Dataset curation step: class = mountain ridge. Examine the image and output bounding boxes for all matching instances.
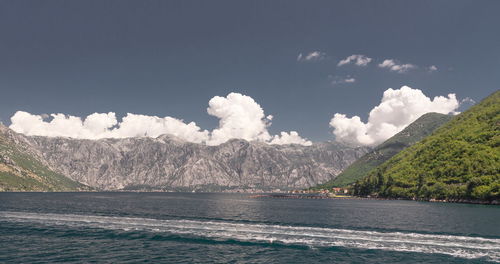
[314,112,453,189]
[1,126,369,191]
[353,90,499,201]
[0,124,90,191]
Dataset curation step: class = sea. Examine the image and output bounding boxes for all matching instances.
[0,192,498,263]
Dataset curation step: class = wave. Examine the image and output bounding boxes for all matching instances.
[0,211,498,262]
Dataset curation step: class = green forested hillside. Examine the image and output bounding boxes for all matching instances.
[353,91,500,201]
[314,113,452,189]
[0,125,89,191]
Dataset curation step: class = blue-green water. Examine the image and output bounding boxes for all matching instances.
[0,193,498,263]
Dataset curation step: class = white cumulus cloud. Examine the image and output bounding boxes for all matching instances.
[10,111,209,143]
[270,131,312,146]
[337,54,372,67]
[378,59,417,73]
[207,93,272,145]
[297,51,326,62]
[10,93,311,146]
[110,113,210,143]
[329,86,459,146]
[10,112,116,139]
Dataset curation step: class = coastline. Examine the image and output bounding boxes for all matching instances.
[251,193,499,205]
[1,190,497,205]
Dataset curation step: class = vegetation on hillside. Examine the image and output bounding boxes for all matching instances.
[314,112,452,189]
[0,126,89,191]
[353,91,500,201]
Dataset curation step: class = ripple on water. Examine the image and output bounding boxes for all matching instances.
[0,211,498,263]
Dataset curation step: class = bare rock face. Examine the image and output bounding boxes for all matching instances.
[23,134,370,191]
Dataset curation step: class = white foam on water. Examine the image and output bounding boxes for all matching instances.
[1,211,498,262]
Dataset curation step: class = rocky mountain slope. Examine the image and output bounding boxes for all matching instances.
[20,133,369,191]
[354,90,499,202]
[314,112,453,189]
[0,124,89,191]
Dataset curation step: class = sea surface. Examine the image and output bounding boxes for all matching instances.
[0,192,498,263]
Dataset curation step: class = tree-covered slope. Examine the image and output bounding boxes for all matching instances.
[353,90,500,201]
[0,124,89,191]
[314,112,452,189]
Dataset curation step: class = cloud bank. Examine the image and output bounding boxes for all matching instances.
[10,93,312,146]
[337,54,372,67]
[10,112,211,143]
[329,86,459,146]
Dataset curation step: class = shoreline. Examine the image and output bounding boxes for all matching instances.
[251,194,499,205]
[1,191,497,205]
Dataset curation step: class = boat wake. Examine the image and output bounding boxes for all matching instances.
[1,211,498,262]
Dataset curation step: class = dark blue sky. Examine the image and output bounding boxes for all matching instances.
[0,0,499,141]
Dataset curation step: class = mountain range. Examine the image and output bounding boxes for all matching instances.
[0,125,369,191]
[2,90,497,198]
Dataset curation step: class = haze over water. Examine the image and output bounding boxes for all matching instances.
[1,193,498,263]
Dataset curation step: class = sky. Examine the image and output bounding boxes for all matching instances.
[0,0,499,145]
